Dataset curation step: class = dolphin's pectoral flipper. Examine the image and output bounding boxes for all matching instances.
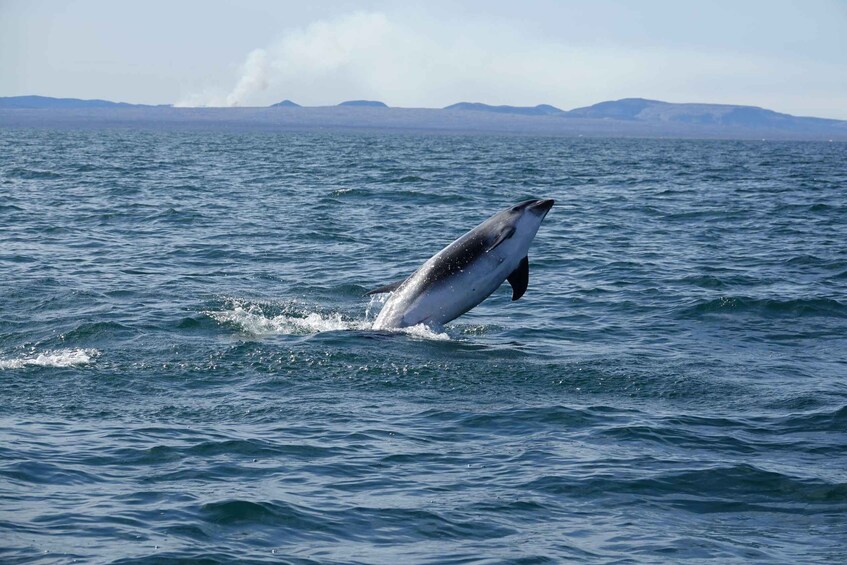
[486,227,516,253]
[365,279,407,296]
[507,256,529,301]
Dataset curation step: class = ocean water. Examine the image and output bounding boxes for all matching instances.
[1,128,846,564]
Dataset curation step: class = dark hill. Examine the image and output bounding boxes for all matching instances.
[445,102,565,116]
[567,98,843,130]
[567,98,660,120]
[271,99,301,108]
[338,100,388,108]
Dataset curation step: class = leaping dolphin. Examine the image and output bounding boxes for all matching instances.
[368,198,554,330]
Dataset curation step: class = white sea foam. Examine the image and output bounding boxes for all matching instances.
[206,300,370,336]
[206,298,452,340]
[0,348,100,369]
[399,323,451,341]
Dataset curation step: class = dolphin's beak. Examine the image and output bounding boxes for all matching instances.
[529,199,555,217]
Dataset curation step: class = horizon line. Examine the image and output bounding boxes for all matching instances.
[2,93,846,122]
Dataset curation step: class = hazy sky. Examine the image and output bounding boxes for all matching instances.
[2,0,845,118]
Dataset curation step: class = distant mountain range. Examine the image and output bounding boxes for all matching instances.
[444,102,565,116]
[444,98,845,130]
[0,95,168,109]
[565,98,844,130]
[2,95,845,140]
[271,99,389,108]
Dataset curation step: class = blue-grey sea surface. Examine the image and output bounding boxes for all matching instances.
[1,129,846,564]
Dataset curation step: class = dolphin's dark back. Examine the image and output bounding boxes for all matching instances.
[412,212,509,293]
[372,199,553,329]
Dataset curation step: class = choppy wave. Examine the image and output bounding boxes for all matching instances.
[684,296,847,318]
[0,348,99,369]
[3,131,847,563]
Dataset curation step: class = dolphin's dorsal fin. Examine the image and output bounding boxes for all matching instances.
[507,256,529,301]
[486,227,515,253]
[365,279,407,296]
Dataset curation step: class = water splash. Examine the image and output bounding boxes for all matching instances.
[0,348,100,369]
[364,293,388,321]
[399,323,451,341]
[205,299,368,335]
[205,297,451,340]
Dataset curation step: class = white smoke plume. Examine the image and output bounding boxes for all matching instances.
[176,12,394,107]
[225,48,269,107]
[174,10,809,111]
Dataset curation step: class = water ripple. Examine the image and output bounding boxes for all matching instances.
[1,130,845,563]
